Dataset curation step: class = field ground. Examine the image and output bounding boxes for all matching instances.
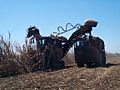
[0,55,120,90]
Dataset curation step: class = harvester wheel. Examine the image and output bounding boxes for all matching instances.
[86,61,96,68]
[60,61,65,68]
[76,61,84,67]
[101,51,106,66]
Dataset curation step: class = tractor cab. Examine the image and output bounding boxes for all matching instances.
[74,38,87,48]
[38,37,51,52]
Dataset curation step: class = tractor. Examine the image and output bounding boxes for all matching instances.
[67,20,106,67]
[74,35,106,68]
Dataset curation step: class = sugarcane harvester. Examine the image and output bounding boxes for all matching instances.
[26,26,67,70]
[26,20,106,71]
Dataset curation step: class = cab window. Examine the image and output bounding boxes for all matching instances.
[74,40,84,47]
[39,39,45,46]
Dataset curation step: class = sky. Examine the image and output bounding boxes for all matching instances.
[0,0,120,53]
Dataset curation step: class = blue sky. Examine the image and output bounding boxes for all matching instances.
[0,0,120,53]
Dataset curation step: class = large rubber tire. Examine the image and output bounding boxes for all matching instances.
[75,54,85,68]
[59,61,65,69]
[52,61,65,70]
[86,61,96,68]
[101,51,106,66]
[76,62,84,67]
[95,51,106,67]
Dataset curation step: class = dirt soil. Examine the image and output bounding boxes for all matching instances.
[0,56,120,90]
